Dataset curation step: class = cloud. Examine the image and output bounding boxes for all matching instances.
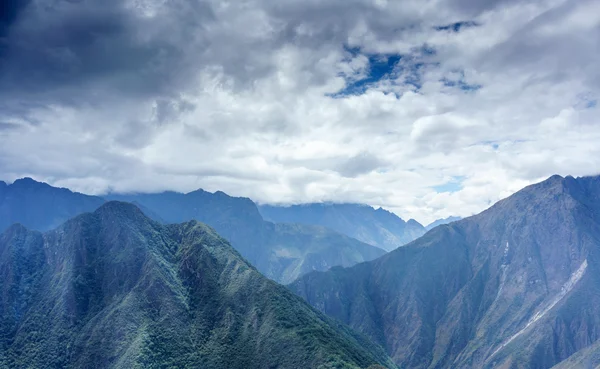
[0,0,599,224]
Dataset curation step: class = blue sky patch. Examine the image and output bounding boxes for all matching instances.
[433,176,465,193]
[573,92,598,110]
[333,48,402,96]
[331,45,438,97]
[482,140,500,150]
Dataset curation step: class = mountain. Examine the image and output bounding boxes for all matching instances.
[0,177,105,232]
[0,178,384,284]
[108,191,386,284]
[425,216,462,231]
[259,203,426,252]
[0,201,396,369]
[290,175,600,368]
[551,340,600,368]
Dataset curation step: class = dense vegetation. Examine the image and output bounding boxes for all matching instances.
[0,202,395,368]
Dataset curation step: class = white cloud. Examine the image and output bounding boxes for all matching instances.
[0,0,599,225]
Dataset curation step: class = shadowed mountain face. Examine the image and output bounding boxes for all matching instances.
[0,202,395,369]
[290,175,600,368]
[0,178,105,232]
[425,216,462,231]
[551,339,600,368]
[259,203,426,252]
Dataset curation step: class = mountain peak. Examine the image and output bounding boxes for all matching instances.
[188,188,208,195]
[406,219,422,227]
[548,173,565,181]
[0,178,105,233]
[291,174,600,368]
[425,216,462,231]
[0,202,395,368]
[542,173,583,192]
[374,206,396,216]
[1,222,29,235]
[93,201,147,222]
[12,177,49,188]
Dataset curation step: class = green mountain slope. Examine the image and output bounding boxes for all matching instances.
[259,203,425,252]
[0,202,395,369]
[108,191,386,284]
[290,175,600,368]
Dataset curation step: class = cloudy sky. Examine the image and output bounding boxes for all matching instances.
[1,0,599,224]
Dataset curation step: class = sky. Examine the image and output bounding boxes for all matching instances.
[0,0,599,224]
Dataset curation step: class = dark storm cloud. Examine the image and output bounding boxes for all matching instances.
[0,0,31,37]
[446,0,536,16]
[0,0,517,108]
[0,122,19,130]
[0,0,215,104]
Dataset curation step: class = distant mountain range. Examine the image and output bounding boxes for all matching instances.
[290,175,600,368]
[0,178,386,284]
[0,178,104,232]
[0,201,395,368]
[107,191,386,284]
[259,203,426,251]
[425,216,462,231]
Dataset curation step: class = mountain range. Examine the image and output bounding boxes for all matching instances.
[290,175,600,368]
[0,178,104,232]
[107,191,386,284]
[0,201,395,368]
[0,178,386,284]
[259,203,426,252]
[424,216,462,231]
[5,174,600,368]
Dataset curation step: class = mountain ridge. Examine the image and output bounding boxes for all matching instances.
[259,202,426,251]
[425,216,462,231]
[289,174,600,368]
[0,178,386,283]
[0,201,396,368]
[107,191,387,284]
[0,177,105,232]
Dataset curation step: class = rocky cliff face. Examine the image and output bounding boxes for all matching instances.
[290,175,600,368]
[0,202,395,369]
